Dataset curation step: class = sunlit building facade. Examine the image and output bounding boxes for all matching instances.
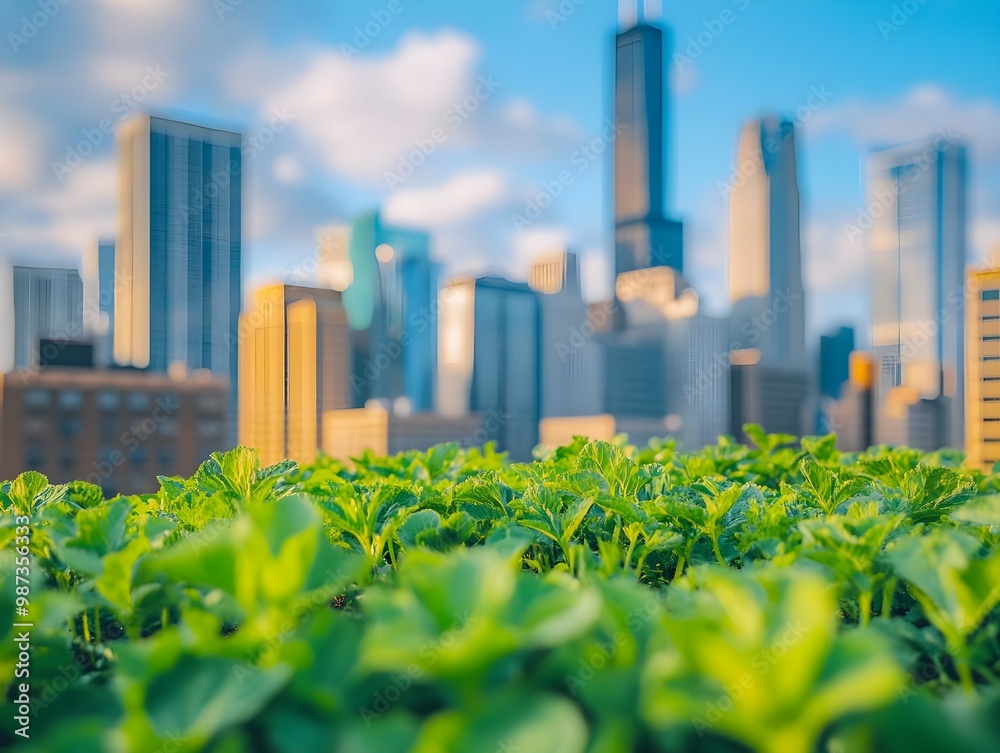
[238,284,352,467]
[965,268,1000,471]
[82,238,116,366]
[869,138,967,450]
[438,277,541,460]
[729,116,806,366]
[116,115,242,442]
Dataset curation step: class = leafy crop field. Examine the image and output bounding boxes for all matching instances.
[2,427,1000,752]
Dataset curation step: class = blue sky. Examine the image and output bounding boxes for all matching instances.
[1,0,998,349]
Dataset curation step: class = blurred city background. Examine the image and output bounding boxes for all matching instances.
[1,0,998,495]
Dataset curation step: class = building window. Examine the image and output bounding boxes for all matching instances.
[25,445,44,468]
[131,448,148,467]
[59,418,82,438]
[157,448,176,472]
[196,394,226,413]
[982,289,1000,301]
[983,335,1000,342]
[96,391,120,411]
[100,418,117,440]
[984,397,1000,403]
[58,390,84,411]
[983,315,1000,321]
[983,356,1000,362]
[59,446,75,471]
[127,392,152,413]
[23,389,51,411]
[196,418,223,438]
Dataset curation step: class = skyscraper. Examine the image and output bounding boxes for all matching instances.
[614,5,683,276]
[339,212,438,412]
[11,266,84,370]
[238,285,352,467]
[530,252,604,418]
[817,325,855,433]
[82,238,115,366]
[438,277,541,460]
[964,268,1000,471]
[729,116,806,366]
[116,115,243,442]
[869,138,967,450]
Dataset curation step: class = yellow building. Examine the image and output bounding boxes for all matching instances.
[239,285,352,466]
[966,268,1000,471]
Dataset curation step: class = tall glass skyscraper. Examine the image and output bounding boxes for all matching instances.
[11,266,83,370]
[869,138,967,450]
[340,212,438,412]
[729,116,806,366]
[116,115,243,442]
[82,238,115,366]
[614,12,683,276]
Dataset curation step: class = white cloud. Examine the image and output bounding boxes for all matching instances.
[383,169,511,227]
[248,30,482,185]
[512,225,571,271]
[272,155,304,185]
[0,110,48,191]
[806,84,1000,161]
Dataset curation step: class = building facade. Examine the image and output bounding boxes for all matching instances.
[868,138,967,450]
[82,238,116,366]
[0,366,227,496]
[728,116,806,366]
[238,285,352,467]
[116,115,243,443]
[965,268,1000,471]
[11,266,84,371]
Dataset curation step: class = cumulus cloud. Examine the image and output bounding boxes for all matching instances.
[383,169,511,227]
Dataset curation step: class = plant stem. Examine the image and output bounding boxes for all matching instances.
[673,553,686,581]
[956,652,976,696]
[879,577,897,617]
[82,610,91,642]
[711,534,726,566]
[95,607,101,642]
[859,591,872,627]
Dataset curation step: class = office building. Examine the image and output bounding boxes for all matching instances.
[833,351,874,452]
[0,365,227,496]
[614,8,683,276]
[339,212,438,411]
[238,285,352,467]
[730,348,810,441]
[116,115,243,443]
[438,277,541,461]
[729,116,806,366]
[11,266,84,371]
[965,268,1000,471]
[869,138,967,450]
[604,267,730,450]
[531,252,604,418]
[82,238,116,366]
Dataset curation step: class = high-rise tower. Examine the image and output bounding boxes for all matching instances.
[614,0,683,276]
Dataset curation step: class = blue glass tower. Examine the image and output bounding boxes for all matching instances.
[116,115,242,444]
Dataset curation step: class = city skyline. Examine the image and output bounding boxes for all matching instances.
[1,0,997,358]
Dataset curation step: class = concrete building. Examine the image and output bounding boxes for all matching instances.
[238,285,352,467]
[868,137,967,451]
[0,365,227,496]
[116,115,243,444]
[11,266,84,371]
[965,268,1000,471]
